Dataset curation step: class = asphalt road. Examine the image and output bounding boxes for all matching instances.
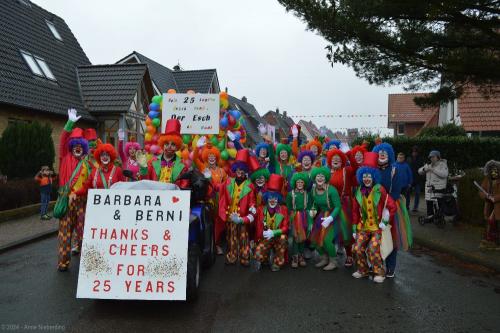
[0,236,499,333]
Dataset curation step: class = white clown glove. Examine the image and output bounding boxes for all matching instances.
[118,128,125,141]
[309,210,316,218]
[379,222,387,230]
[196,136,206,148]
[352,233,357,240]
[382,208,390,223]
[67,108,81,122]
[136,151,148,168]
[263,230,274,240]
[291,125,299,138]
[321,216,334,228]
[202,168,212,179]
[230,213,242,224]
[249,206,257,215]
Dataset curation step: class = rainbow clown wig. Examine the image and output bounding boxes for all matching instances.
[93,143,118,164]
[298,150,316,164]
[372,142,395,164]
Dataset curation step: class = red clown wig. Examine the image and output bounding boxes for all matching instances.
[93,143,117,164]
[326,148,347,167]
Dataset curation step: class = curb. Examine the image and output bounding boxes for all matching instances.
[0,201,56,223]
[0,228,58,254]
[413,235,500,273]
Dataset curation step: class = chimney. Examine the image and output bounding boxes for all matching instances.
[242,96,247,102]
[225,87,228,93]
[283,111,287,117]
[276,107,280,115]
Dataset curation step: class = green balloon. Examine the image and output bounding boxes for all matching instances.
[152,95,162,104]
[221,150,229,160]
[210,136,218,145]
[182,134,191,144]
[217,141,225,151]
[152,118,161,127]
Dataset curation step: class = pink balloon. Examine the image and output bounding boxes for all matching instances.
[227,141,235,149]
[150,144,160,154]
[152,134,159,142]
[189,151,194,160]
[144,144,151,152]
[184,159,192,168]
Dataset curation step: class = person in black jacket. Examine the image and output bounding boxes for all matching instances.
[409,146,425,212]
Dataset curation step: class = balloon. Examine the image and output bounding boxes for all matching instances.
[230,110,241,120]
[219,91,228,100]
[227,141,235,149]
[228,115,236,127]
[145,133,153,142]
[152,134,159,142]
[234,132,241,141]
[217,140,225,151]
[240,137,246,144]
[210,136,218,146]
[147,125,156,134]
[184,159,192,169]
[187,90,195,94]
[220,99,229,109]
[152,95,162,104]
[189,151,194,160]
[227,148,236,159]
[233,122,241,130]
[145,117,152,126]
[221,150,229,160]
[148,111,159,119]
[144,144,151,152]
[176,151,181,158]
[220,117,228,128]
[150,144,160,154]
[182,134,191,144]
[181,149,189,160]
[149,103,160,112]
[152,118,161,127]
[167,89,177,94]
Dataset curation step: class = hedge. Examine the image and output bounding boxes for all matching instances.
[353,135,500,172]
[0,178,58,211]
[457,168,485,225]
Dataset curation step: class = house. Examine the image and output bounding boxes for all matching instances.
[439,85,500,137]
[227,95,264,148]
[297,120,320,141]
[319,126,336,140]
[0,0,96,168]
[388,93,439,137]
[263,108,298,142]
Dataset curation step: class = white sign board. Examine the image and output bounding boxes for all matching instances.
[77,189,190,300]
[162,93,219,134]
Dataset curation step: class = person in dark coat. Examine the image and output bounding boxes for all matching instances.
[409,146,425,212]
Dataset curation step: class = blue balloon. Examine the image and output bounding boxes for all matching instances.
[148,111,159,119]
[234,132,241,141]
[149,103,160,112]
[231,110,241,120]
[220,117,228,128]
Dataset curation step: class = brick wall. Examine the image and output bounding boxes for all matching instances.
[0,104,95,171]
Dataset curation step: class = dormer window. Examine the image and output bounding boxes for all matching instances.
[20,51,57,81]
[46,20,63,41]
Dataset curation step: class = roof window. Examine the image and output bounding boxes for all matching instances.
[20,51,57,81]
[46,20,63,41]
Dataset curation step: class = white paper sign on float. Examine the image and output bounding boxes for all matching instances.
[162,93,219,134]
[76,189,190,300]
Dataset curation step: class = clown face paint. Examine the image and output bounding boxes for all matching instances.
[259,148,268,159]
[363,173,373,187]
[72,144,83,158]
[315,173,326,187]
[378,150,389,165]
[331,155,342,170]
[208,154,217,166]
[268,196,278,208]
[100,152,110,165]
[255,175,266,187]
[355,151,364,165]
[302,156,312,170]
[295,179,305,191]
[128,147,137,159]
[279,150,288,162]
[163,141,177,159]
[235,169,246,179]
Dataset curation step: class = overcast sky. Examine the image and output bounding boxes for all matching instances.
[34,0,404,135]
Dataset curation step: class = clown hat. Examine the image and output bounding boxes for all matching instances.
[84,128,97,141]
[363,152,379,168]
[231,148,250,173]
[158,119,182,148]
[69,128,84,139]
[267,174,284,193]
[248,155,260,173]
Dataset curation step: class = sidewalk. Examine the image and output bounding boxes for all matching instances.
[408,197,500,272]
[0,213,58,252]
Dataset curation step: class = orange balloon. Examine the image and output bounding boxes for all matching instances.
[167,89,177,94]
[181,149,189,160]
[187,90,195,95]
[147,125,156,134]
[219,91,228,100]
[145,118,152,126]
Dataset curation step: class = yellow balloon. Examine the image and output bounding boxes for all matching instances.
[176,151,182,158]
[145,133,153,142]
[220,99,229,109]
[227,148,237,159]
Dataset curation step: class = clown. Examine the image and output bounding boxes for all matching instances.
[84,143,124,191]
[255,174,289,272]
[309,166,347,271]
[255,142,275,174]
[372,142,413,278]
[321,140,341,166]
[352,152,396,283]
[138,119,188,184]
[326,148,355,267]
[57,109,91,271]
[118,128,141,180]
[286,172,312,268]
[84,128,99,168]
[275,140,294,197]
[218,149,256,266]
[348,143,368,175]
[479,160,500,250]
[250,162,271,208]
[306,137,323,167]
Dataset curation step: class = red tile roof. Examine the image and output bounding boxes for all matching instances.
[458,85,500,132]
[388,93,438,125]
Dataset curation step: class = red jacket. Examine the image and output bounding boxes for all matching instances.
[255,205,289,241]
[329,166,355,197]
[84,165,124,193]
[218,178,256,224]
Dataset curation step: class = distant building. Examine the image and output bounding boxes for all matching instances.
[263,108,296,142]
[388,93,439,137]
[347,128,359,143]
[297,120,320,141]
[228,95,264,148]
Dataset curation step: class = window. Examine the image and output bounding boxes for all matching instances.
[20,51,57,81]
[397,123,405,135]
[46,20,63,41]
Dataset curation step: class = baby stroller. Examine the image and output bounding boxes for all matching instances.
[418,183,458,228]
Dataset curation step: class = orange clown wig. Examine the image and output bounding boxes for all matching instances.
[306,137,322,156]
[93,143,117,164]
